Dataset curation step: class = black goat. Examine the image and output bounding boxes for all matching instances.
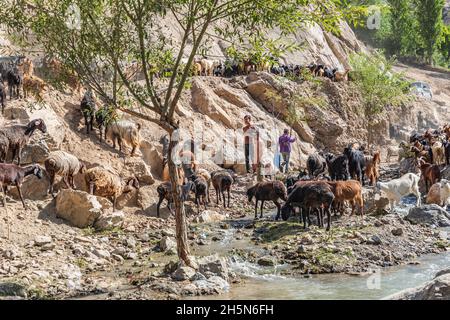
[343,146,366,185]
[0,119,47,165]
[156,181,193,217]
[307,153,327,177]
[0,82,6,114]
[188,174,208,212]
[281,182,334,231]
[0,163,43,209]
[325,153,349,181]
[444,140,450,166]
[6,67,22,99]
[80,89,97,134]
[246,180,287,219]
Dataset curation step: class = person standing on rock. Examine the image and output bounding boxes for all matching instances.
[243,115,258,174]
[278,129,296,173]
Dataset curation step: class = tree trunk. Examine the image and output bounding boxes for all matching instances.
[167,134,192,266]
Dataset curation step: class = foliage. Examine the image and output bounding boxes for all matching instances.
[349,51,411,125]
[439,25,450,63]
[414,0,446,65]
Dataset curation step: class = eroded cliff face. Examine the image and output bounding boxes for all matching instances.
[154,16,364,71]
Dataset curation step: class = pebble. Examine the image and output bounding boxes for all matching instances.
[34,236,52,246]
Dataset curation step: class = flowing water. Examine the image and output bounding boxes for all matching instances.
[190,197,450,300]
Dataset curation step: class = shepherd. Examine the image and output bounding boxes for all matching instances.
[278,129,296,173]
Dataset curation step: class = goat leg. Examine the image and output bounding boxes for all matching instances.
[326,207,331,231]
[16,184,27,209]
[260,200,264,219]
[274,200,281,220]
[227,188,231,208]
[254,200,258,219]
[63,176,71,189]
[221,188,226,208]
[156,197,164,218]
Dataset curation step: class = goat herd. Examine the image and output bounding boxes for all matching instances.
[156,126,450,232]
[191,57,350,82]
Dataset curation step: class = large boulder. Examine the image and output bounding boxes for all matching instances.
[137,185,171,218]
[5,105,66,150]
[9,175,50,201]
[56,189,112,228]
[13,141,49,165]
[139,141,164,178]
[405,205,450,227]
[197,254,229,281]
[120,157,155,186]
[385,273,450,300]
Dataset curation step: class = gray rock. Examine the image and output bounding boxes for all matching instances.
[34,236,52,246]
[434,268,450,279]
[159,236,176,252]
[190,272,207,281]
[94,211,124,231]
[385,273,450,300]
[257,256,277,266]
[92,249,111,260]
[392,228,404,236]
[197,254,229,281]
[172,265,197,281]
[406,205,450,227]
[369,235,382,245]
[0,282,27,298]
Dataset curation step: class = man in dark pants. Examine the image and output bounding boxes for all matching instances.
[243,115,257,174]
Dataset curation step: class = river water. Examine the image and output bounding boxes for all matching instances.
[190,196,450,300]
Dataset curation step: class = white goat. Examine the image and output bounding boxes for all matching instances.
[375,173,421,211]
[426,179,450,208]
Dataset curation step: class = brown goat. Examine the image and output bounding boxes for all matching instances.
[364,151,381,186]
[246,180,287,219]
[211,170,234,208]
[417,157,441,193]
[326,180,364,216]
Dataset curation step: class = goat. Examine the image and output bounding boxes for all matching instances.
[364,151,381,186]
[156,181,193,217]
[195,168,211,203]
[334,69,350,82]
[344,146,366,185]
[85,167,139,210]
[0,119,47,165]
[307,153,327,178]
[0,82,6,114]
[417,157,441,193]
[375,173,421,210]
[325,153,349,181]
[44,151,86,197]
[426,179,450,208]
[106,120,142,156]
[326,180,364,216]
[246,180,287,220]
[281,182,334,230]
[95,106,117,141]
[22,75,46,101]
[6,67,22,99]
[188,174,208,212]
[211,170,233,208]
[444,140,450,166]
[431,141,445,165]
[80,89,97,134]
[0,163,43,208]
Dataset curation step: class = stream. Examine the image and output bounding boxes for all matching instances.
[191,222,450,300]
[189,195,450,300]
